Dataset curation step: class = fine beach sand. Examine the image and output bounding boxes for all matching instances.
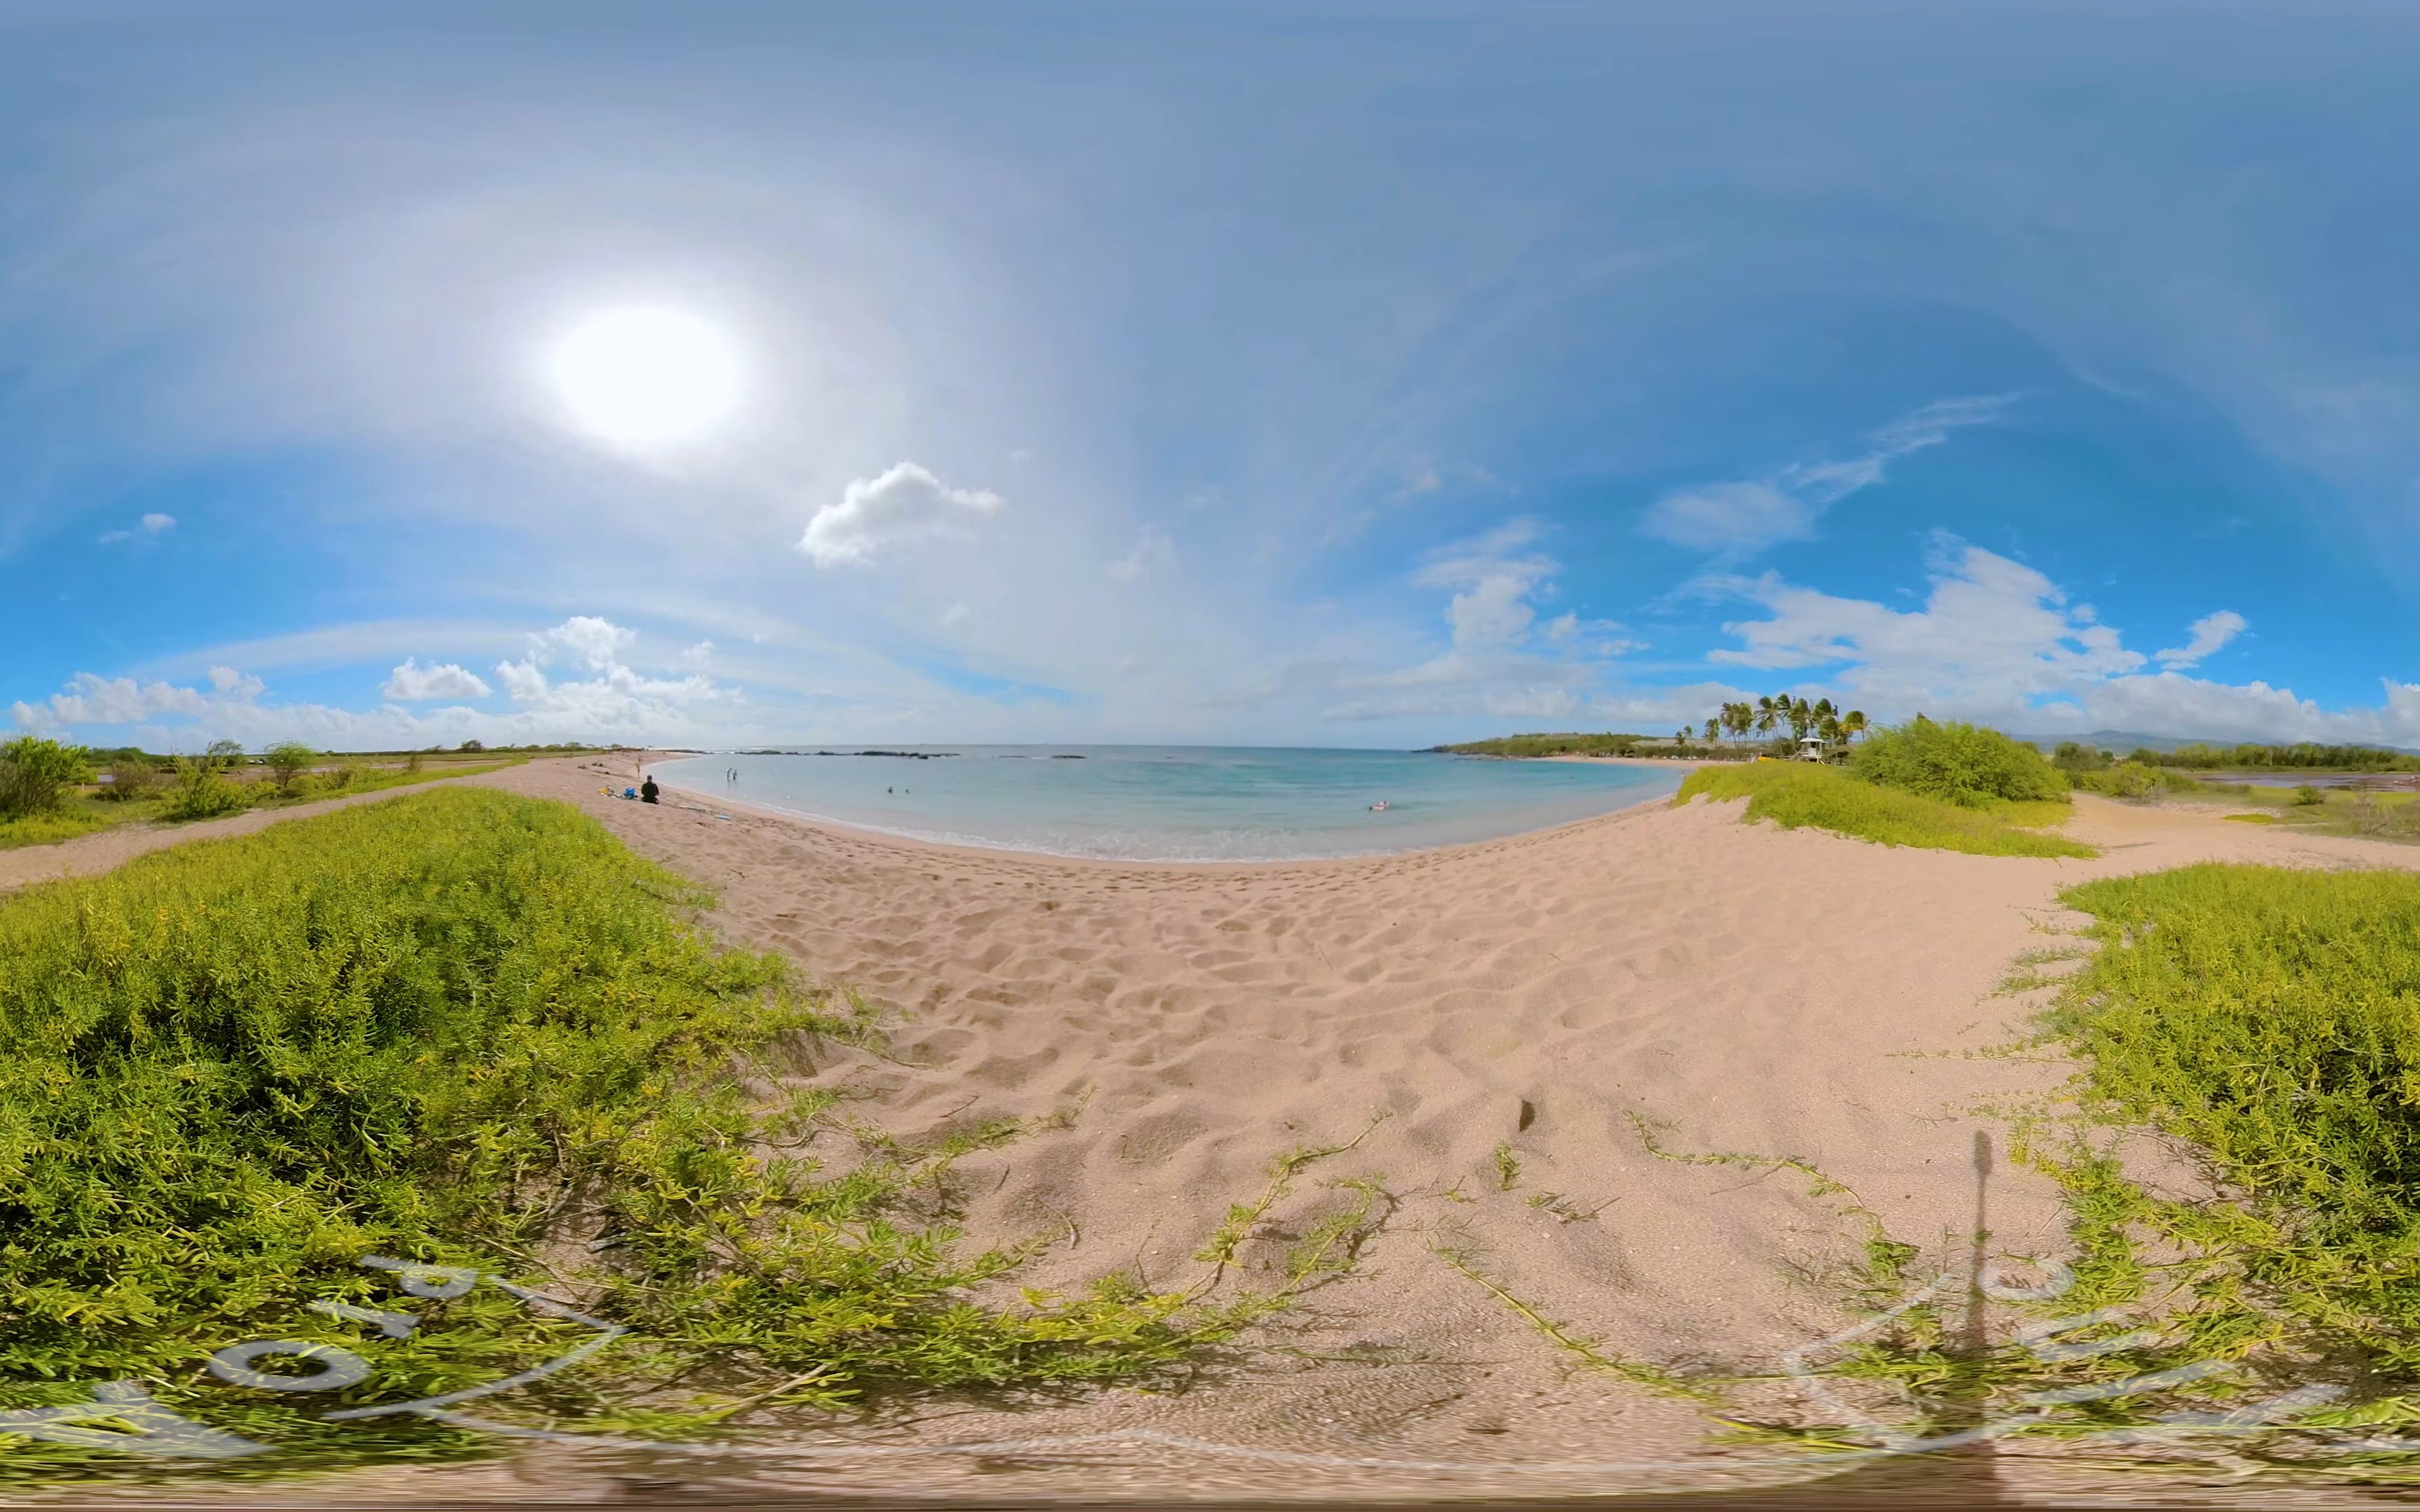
[12,756,2420,1506]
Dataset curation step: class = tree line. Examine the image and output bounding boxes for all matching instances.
[1684,694,1869,755]
[2054,741,2420,773]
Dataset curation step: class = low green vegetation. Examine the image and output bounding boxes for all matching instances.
[1677,726,2094,858]
[2113,740,2416,773]
[2068,760,2420,841]
[2015,864,2420,1443]
[0,790,1283,1478]
[1432,732,1664,758]
[0,806,116,848]
[1851,715,2066,805]
[0,744,529,852]
[0,737,90,820]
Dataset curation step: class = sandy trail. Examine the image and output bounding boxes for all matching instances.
[13,757,2414,1503]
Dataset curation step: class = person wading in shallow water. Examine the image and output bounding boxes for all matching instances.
[639,775,660,804]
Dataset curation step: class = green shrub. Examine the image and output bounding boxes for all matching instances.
[2295,783,2324,806]
[1850,717,2068,806]
[263,741,317,792]
[2071,760,2160,799]
[158,757,251,820]
[1678,762,2094,858]
[2071,762,2224,802]
[2042,864,2420,1404]
[0,790,1249,1477]
[95,755,158,802]
[0,736,90,819]
[2050,740,2110,774]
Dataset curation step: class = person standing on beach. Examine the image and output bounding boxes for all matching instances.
[640,775,660,804]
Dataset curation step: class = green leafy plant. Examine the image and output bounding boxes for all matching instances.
[0,736,90,819]
[158,756,251,820]
[1850,717,2068,806]
[262,742,317,793]
[96,755,158,802]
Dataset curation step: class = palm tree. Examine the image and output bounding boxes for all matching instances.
[1841,710,1868,746]
[1754,696,1779,738]
[1785,697,1815,742]
[1702,718,1720,744]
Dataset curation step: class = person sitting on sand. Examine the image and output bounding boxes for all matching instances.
[640,776,660,804]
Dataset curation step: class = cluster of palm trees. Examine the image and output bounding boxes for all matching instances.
[1676,694,1868,756]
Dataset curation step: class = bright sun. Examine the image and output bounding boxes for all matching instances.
[546,306,745,450]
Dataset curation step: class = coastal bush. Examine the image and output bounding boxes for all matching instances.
[1850,717,2067,806]
[262,741,316,792]
[2038,864,2420,1413]
[0,736,90,818]
[2050,740,2111,774]
[95,754,158,802]
[0,788,1244,1478]
[158,755,251,820]
[2069,760,2160,799]
[1677,762,2094,858]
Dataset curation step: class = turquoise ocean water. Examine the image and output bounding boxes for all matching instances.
[651,746,1680,862]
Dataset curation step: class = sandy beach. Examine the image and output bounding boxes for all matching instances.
[11,756,2418,1504]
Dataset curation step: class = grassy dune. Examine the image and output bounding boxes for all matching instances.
[0,789,1239,1478]
[1677,761,2095,858]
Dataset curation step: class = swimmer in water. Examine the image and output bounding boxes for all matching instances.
[1369,800,1389,811]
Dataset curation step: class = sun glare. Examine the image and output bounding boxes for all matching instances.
[545,305,745,450]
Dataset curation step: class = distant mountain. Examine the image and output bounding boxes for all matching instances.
[2010,729,2420,757]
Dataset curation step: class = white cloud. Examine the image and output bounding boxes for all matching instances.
[527,614,636,671]
[1108,526,1174,582]
[2153,610,2247,669]
[490,615,728,729]
[1709,540,2143,704]
[15,613,742,750]
[680,639,716,668]
[382,657,494,700]
[13,666,261,731]
[1413,519,1557,652]
[796,462,1003,567]
[1702,545,2420,746]
[1302,519,1653,722]
[492,657,550,702]
[1641,395,2015,554]
[1639,481,1813,554]
[97,512,177,545]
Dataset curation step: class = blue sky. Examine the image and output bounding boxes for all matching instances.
[5,1,2418,751]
